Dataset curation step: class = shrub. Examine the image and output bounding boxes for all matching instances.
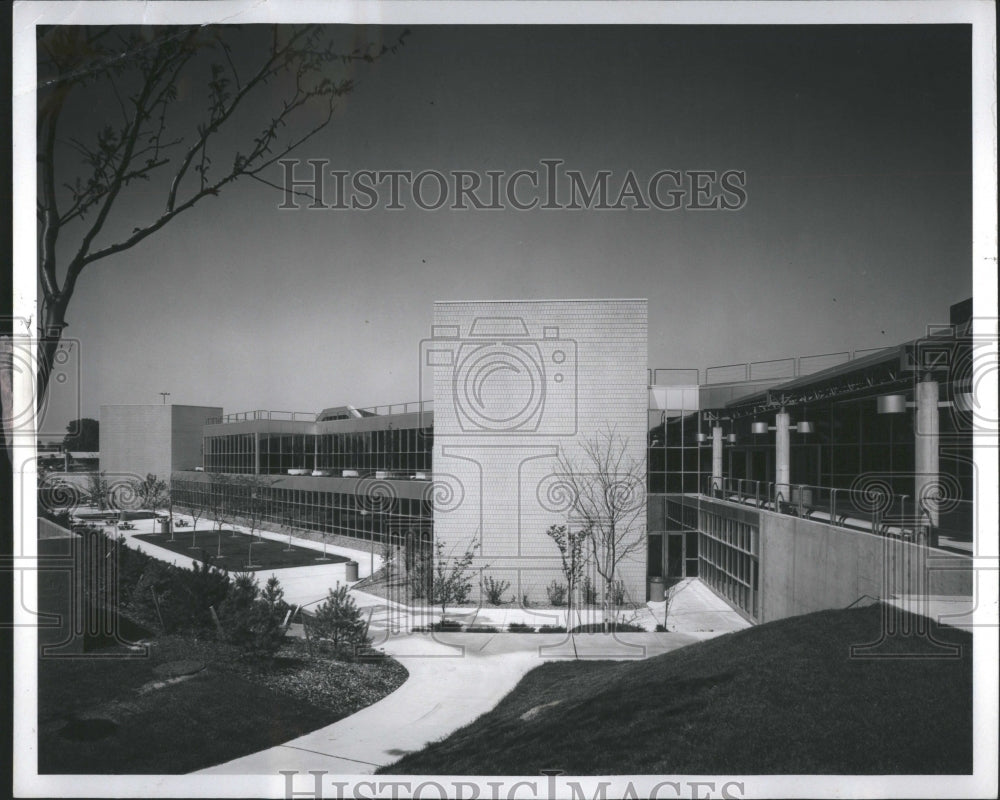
[429,619,463,632]
[125,559,175,632]
[545,580,567,607]
[507,622,536,633]
[309,585,371,656]
[570,621,647,633]
[482,576,510,606]
[465,625,500,633]
[408,551,432,600]
[538,624,567,633]
[215,572,288,663]
[609,579,627,608]
[655,624,668,632]
[162,560,230,633]
[581,575,598,606]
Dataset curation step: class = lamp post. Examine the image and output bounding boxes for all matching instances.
[751,408,813,505]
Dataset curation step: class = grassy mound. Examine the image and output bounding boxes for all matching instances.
[380,604,972,775]
[38,634,407,774]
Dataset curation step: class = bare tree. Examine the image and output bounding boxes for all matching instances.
[545,523,588,629]
[206,474,231,535]
[229,473,274,542]
[31,24,409,414]
[556,426,646,631]
[172,477,207,546]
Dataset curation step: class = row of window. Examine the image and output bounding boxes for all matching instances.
[698,510,759,620]
[172,480,433,545]
[203,426,432,475]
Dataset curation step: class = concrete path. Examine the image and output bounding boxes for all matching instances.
[198,578,748,775]
[196,628,718,775]
[105,514,379,609]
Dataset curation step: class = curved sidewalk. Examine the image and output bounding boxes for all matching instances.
[196,628,717,775]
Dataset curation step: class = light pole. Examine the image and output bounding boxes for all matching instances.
[159,392,170,404]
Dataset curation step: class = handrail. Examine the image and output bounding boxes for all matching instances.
[698,474,971,543]
[649,343,899,388]
[205,401,435,426]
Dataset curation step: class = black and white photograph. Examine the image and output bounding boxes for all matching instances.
[5,1,998,798]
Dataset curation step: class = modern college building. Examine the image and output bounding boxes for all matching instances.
[103,298,978,622]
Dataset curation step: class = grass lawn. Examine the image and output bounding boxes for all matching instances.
[380,604,972,775]
[134,529,348,571]
[38,634,408,774]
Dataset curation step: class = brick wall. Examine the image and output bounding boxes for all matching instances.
[429,299,648,607]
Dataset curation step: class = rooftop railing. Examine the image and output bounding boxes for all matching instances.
[699,474,973,547]
[206,401,434,425]
[351,400,433,417]
[649,345,895,387]
[205,410,318,425]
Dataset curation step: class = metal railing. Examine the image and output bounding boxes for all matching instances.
[205,410,318,425]
[352,400,434,417]
[206,401,434,425]
[649,345,896,387]
[700,475,973,544]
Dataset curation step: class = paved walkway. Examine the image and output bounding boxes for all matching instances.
[101,513,381,609]
[196,628,720,775]
[198,578,748,775]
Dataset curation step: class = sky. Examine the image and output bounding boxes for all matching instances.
[35,21,973,433]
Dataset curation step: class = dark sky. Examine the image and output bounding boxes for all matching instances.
[39,23,972,424]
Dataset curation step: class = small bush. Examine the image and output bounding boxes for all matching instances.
[570,621,647,633]
[308,585,371,656]
[538,624,567,633]
[545,580,567,607]
[408,552,432,600]
[655,624,668,632]
[507,622,536,633]
[581,576,598,606]
[465,625,500,633]
[430,619,463,632]
[216,572,288,663]
[609,579,627,607]
[482,576,510,606]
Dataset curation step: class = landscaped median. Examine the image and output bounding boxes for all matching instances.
[378,603,973,775]
[37,519,408,774]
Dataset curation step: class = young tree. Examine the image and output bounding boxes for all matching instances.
[310,585,370,653]
[172,477,207,547]
[27,24,410,424]
[86,470,110,511]
[430,539,482,624]
[556,427,646,632]
[229,474,274,566]
[545,523,588,629]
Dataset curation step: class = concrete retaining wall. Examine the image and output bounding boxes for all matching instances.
[758,509,972,624]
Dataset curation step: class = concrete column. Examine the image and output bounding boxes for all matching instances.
[775,410,790,502]
[915,378,940,531]
[711,425,723,492]
[254,432,260,475]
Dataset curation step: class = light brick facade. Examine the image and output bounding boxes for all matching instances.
[428,299,648,607]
